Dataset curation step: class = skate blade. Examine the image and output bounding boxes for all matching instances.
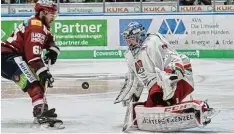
[54,122,65,129]
[40,122,65,130]
[33,118,39,124]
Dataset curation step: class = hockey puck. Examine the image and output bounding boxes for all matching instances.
[82,82,89,89]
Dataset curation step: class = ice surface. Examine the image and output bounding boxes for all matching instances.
[1,59,234,133]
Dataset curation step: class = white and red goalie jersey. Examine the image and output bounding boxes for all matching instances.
[114,33,219,132]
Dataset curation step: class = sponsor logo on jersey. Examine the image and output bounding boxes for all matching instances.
[31,20,42,26]
[142,114,194,125]
[31,32,46,44]
[135,60,145,74]
[158,19,187,35]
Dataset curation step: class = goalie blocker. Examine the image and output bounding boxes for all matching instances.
[128,100,218,132]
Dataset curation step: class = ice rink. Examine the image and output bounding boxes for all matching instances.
[1,59,234,133]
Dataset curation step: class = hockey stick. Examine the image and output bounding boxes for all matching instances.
[41,60,51,115]
[122,94,140,132]
[123,115,138,132]
[122,93,144,132]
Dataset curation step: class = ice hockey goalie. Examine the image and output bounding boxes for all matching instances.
[114,22,219,132]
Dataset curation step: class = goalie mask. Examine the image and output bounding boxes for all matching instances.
[122,22,147,55]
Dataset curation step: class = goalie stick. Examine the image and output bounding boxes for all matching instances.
[122,97,132,132]
[122,95,138,132]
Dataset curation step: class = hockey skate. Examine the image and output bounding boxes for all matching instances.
[33,104,65,129]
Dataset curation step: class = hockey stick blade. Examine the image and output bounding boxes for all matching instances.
[122,98,133,132]
[123,117,138,132]
[122,124,128,132]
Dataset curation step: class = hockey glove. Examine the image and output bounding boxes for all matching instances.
[44,46,60,65]
[38,70,54,88]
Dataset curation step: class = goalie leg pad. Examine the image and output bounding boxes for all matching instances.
[132,100,216,132]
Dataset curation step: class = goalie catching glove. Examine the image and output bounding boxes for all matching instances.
[165,62,185,81]
[153,62,186,101]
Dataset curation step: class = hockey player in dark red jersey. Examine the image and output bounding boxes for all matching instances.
[1,0,64,129]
